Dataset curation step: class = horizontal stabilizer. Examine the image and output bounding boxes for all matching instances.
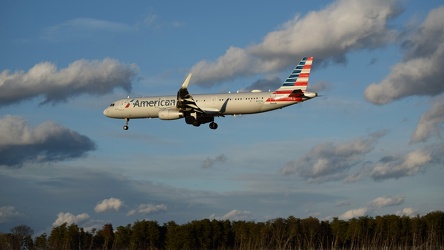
[289,89,304,98]
[289,89,317,98]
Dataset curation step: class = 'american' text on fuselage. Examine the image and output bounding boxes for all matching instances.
[132,99,176,108]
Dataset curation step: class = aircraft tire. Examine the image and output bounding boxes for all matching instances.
[209,122,218,130]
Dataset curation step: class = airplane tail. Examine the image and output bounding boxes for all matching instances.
[275,56,313,94]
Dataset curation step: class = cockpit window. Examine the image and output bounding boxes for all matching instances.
[110,103,115,107]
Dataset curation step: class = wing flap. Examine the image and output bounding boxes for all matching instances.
[201,107,221,115]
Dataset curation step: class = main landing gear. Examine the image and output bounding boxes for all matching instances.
[191,120,219,130]
[209,122,218,130]
[185,115,218,130]
[123,118,129,130]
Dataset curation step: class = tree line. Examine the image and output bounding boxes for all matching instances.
[1,210,443,249]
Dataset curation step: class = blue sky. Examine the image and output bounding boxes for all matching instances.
[1,0,443,235]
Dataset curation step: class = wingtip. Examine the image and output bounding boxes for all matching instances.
[181,73,192,89]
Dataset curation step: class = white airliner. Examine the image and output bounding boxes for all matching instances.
[103,57,317,130]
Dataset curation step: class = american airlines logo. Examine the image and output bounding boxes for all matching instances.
[131,99,176,108]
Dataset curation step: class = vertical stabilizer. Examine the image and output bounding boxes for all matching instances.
[275,57,313,94]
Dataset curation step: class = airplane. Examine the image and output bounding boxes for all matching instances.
[103,57,317,130]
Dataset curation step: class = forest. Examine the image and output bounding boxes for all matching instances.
[1,210,443,250]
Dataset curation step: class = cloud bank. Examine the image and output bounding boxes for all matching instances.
[369,195,405,208]
[339,195,405,220]
[281,132,384,183]
[365,6,444,104]
[410,97,444,143]
[53,212,90,227]
[370,149,433,181]
[0,115,96,167]
[210,209,251,221]
[190,0,400,86]
[0,206,22,223]
[281,129,442,183]
[0,58,138,106]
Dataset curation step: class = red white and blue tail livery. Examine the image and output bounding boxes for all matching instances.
[278,56,312,92]
[103,57,318,130]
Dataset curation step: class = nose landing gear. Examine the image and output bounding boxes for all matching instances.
[123,118,129,130]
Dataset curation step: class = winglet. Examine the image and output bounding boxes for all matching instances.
[181,73,192,89]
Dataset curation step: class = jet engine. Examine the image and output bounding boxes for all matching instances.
[158,109,184,120]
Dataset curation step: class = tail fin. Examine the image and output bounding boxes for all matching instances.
[275,57,313,94]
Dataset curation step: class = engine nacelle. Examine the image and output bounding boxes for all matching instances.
[158,109,184,120]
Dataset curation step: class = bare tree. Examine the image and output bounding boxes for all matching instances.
[10,225,34,250]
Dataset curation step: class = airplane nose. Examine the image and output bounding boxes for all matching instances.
[103,108,108,117]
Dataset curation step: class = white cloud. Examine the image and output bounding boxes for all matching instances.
[94,198,124,213]
[369,195,405,208]
[370,149,432,180]
[0,58,138,106]
[0,206,22,223]
[339,195,405,220]
[127,203,167,216]
[190,0,399,86]
[339,207,368,220]
[396,207,418,217]
[0,115,96,167]
[281,133,384,183]
[411,97,444,143]
[210,209,251,221]
[365,6,444,104]
[53,212,90,227]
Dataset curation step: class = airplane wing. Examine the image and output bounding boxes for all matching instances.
[176,74,208,114]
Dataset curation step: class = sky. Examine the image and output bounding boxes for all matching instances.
[1,0,443,235]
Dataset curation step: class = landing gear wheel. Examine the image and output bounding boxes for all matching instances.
[209,122,218,130]
[123,118,129,130]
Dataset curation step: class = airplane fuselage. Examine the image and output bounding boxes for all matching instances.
[103,91,312,120]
